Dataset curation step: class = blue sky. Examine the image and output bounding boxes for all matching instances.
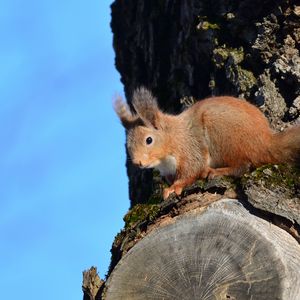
[0,1,128,299]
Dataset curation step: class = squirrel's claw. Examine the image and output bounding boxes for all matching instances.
[163,187,173,200]
[163,185,183,200]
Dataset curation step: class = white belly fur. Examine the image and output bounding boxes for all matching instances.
[154,155,177,176]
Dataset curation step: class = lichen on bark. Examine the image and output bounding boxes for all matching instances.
[242,164,300,224]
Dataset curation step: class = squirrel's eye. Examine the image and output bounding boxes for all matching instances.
[146,136,153,145]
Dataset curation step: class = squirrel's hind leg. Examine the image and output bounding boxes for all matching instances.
[208,164,251,179]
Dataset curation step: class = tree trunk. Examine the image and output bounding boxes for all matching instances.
[111,0,300,206]
[83,1,300,299]
[105,200,300,300]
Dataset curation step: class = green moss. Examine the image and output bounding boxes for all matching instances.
[196,15,220,31]
[123,204,160,229]
[220,175,240,187]
[213,46,244,68]
[198,21,220,30]
[225,65,256,94]
[236,67,257,92]
[212,45,256,95]
[242,164,300,191]
[194,179,206,189]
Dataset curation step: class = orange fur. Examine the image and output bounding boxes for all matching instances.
[115,88,300,200]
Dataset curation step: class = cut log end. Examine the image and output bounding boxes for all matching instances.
[104,200,300,300]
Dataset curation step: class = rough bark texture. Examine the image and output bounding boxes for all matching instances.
[82,1,300,298]
[242,164,300,224]
[111,0,300,206]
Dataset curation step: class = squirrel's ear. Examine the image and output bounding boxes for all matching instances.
[114,96,139,130]
[132,87,161,129]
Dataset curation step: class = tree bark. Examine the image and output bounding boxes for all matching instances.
[111,0,300,206]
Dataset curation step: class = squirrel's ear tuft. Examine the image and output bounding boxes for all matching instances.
[114,96,139,130]
[132,87,161,129]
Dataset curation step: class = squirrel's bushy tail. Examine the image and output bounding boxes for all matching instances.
[270,125,300,165]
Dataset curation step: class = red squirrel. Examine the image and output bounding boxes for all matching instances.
[115,87,300,200]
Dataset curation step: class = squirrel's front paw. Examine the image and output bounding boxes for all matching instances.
[163,187,174,200]
[207,172,215,180]
[163,185,183,200]
[207,169,218,180]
